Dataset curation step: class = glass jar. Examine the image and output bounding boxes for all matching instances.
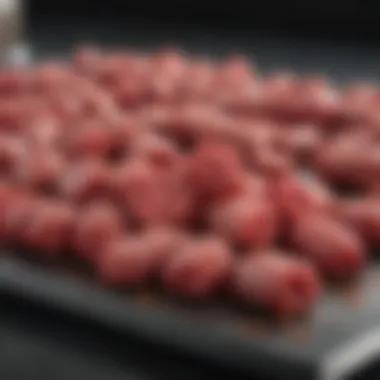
[0,0,29,66]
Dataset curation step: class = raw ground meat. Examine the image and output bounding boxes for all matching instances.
[1,46,378,318]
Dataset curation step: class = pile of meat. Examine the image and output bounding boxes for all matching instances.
[0,46,379,318]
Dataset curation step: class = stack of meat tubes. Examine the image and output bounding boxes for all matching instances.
[0,46,379,319]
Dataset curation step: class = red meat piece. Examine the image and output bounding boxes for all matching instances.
[232,251,320,318]
[291,212,366,278]
[210,192,277,249]
[23,201,77,255]
[59,160,111,203]
[73,201,125,262]
[163,236,232,298]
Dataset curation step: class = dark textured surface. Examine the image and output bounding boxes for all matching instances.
[0,287,258,380]
[28,18,380,83]
[1,255,250,379]
[26,0,380,41]
[0,248,380,380]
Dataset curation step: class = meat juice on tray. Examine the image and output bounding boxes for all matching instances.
[0,46,378,319]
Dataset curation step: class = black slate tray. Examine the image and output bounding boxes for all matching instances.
[0,253,380,380]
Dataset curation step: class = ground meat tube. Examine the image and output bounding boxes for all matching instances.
[231,251,320,318]
[290,212,366,279]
